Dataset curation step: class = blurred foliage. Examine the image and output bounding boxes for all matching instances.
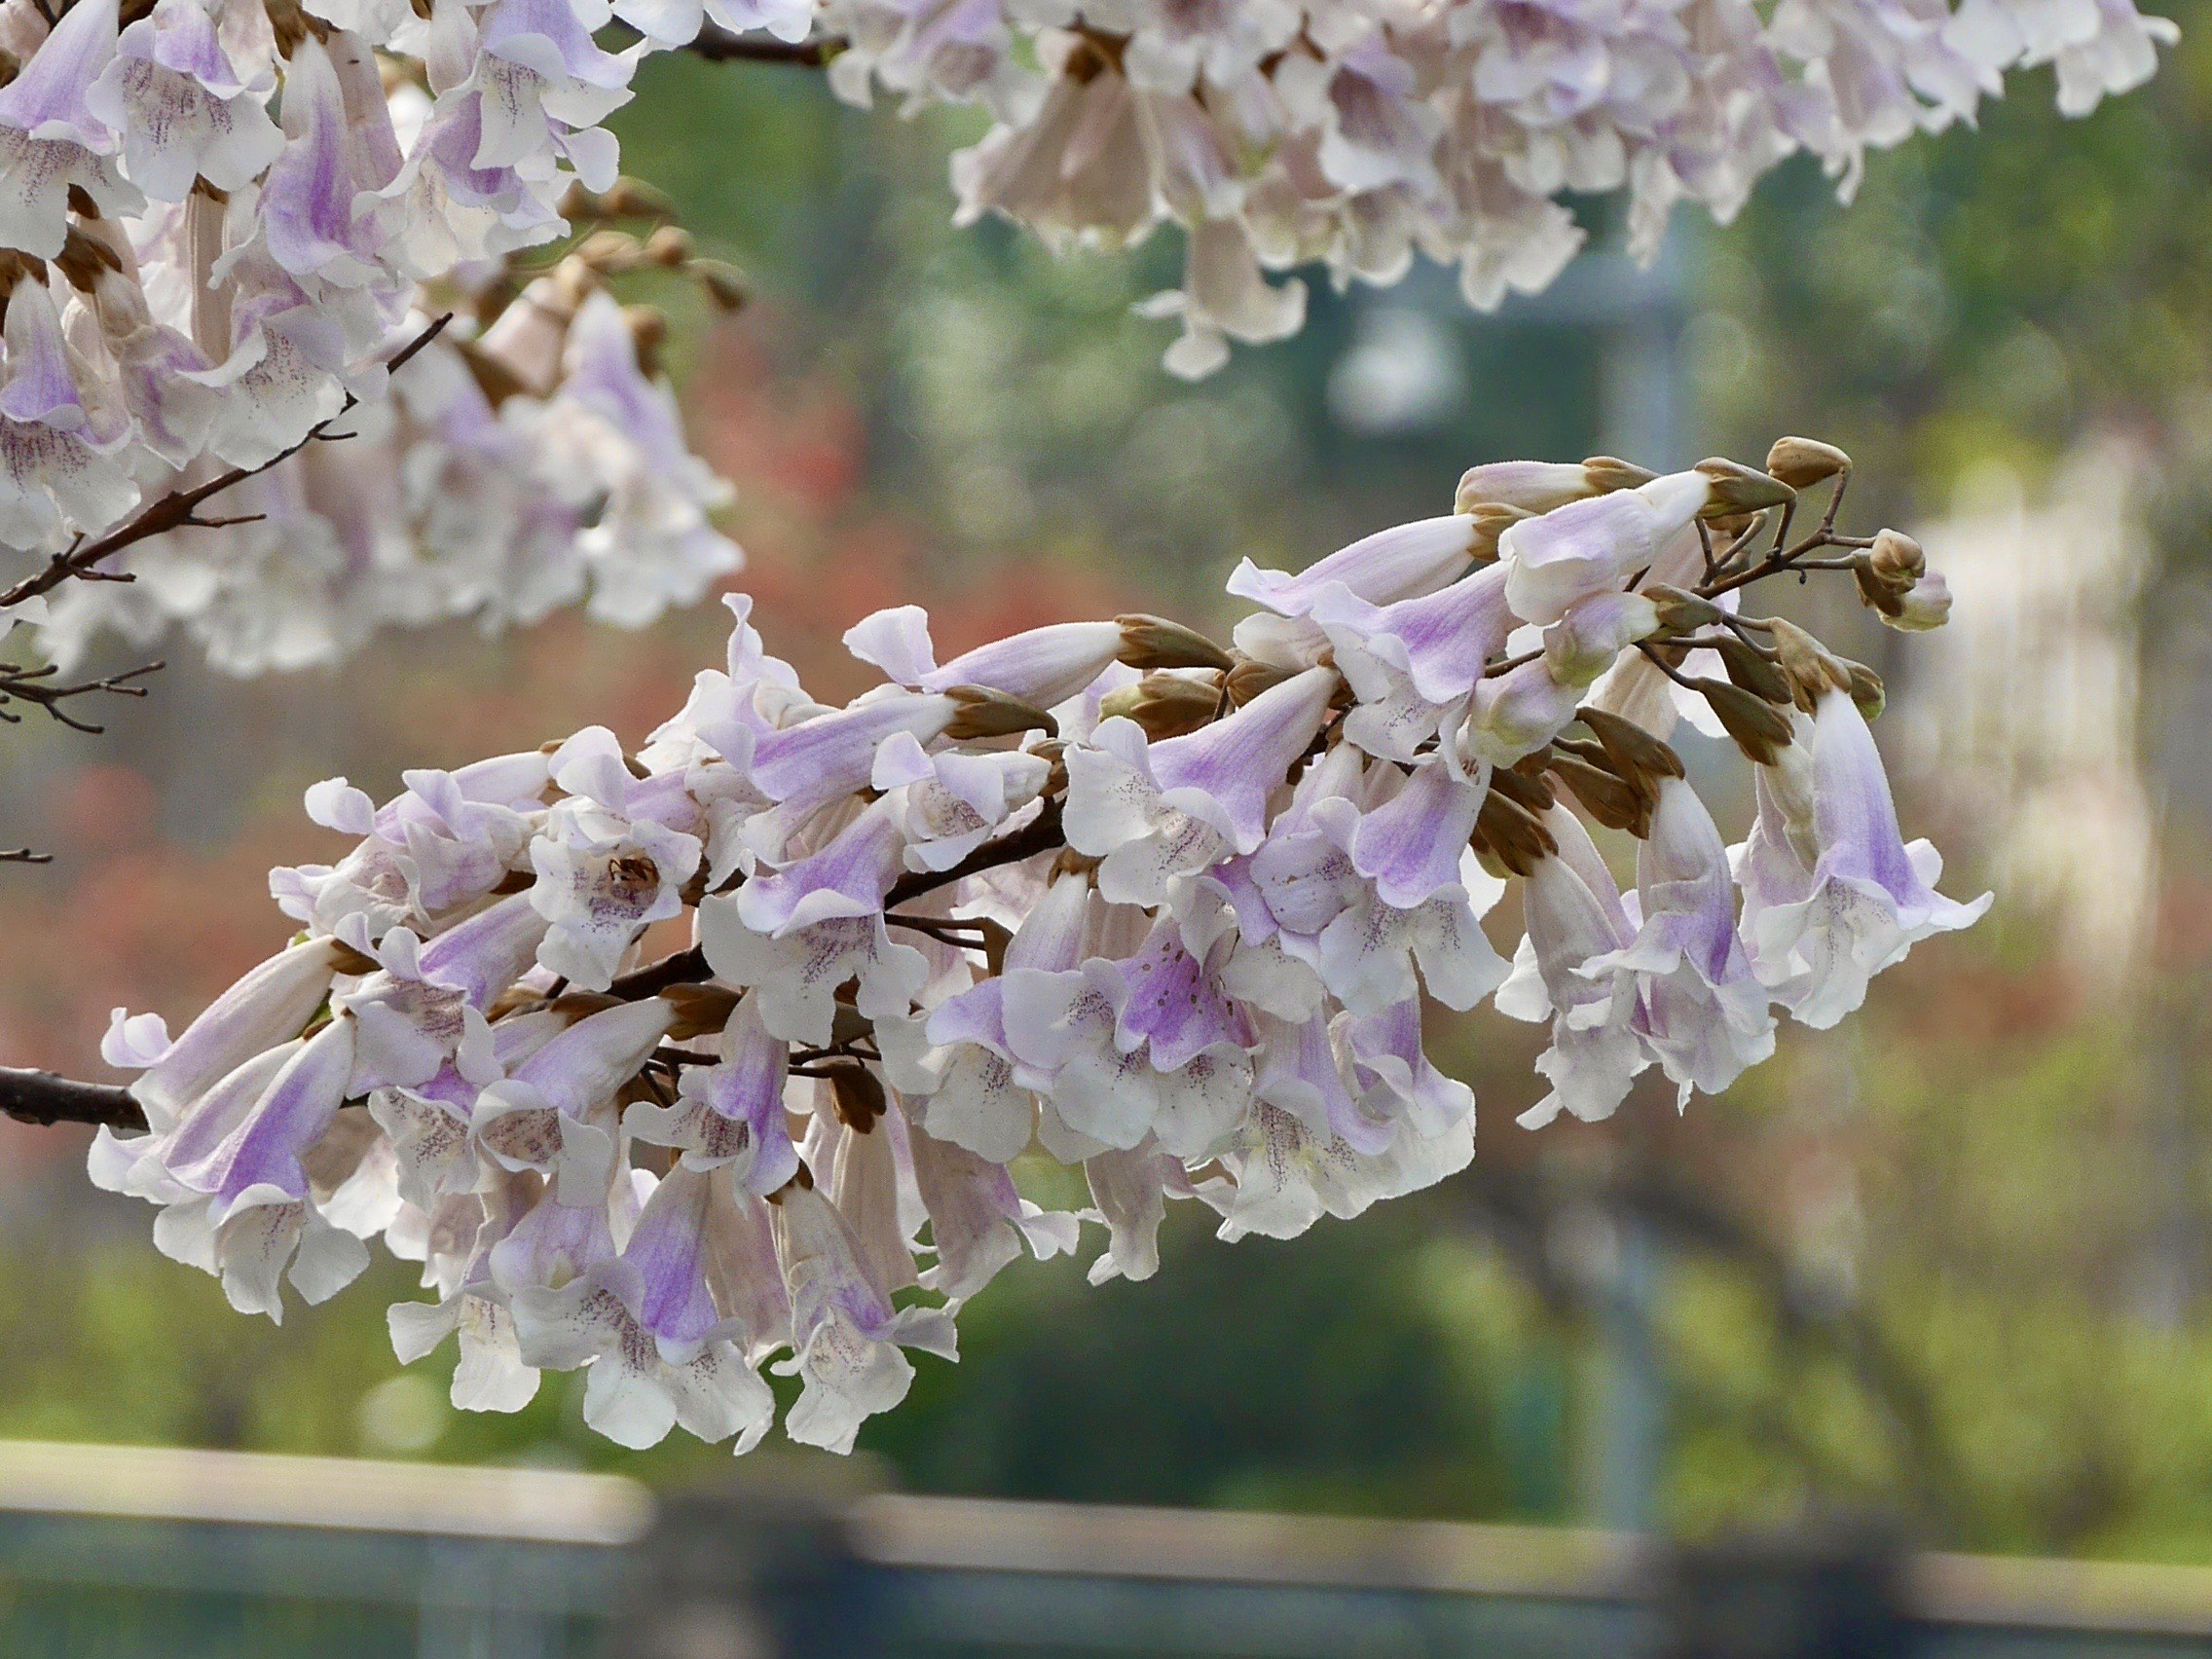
[0,10,2209,1574]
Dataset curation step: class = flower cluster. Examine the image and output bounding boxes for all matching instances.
[815,0,2178,375]
[0,0,744,674]
[0,0,2175,674]
[89,435,1987,1455]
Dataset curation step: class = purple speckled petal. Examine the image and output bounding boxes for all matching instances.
[0,280,87,428]
[624,1164,721,1347]
[175,1017,355,1205]
[736,798,905,936]
[1338,758,1486,911]
[1114,921,1247,1072]
[508,997,674,1117]
[132,938,343,1123]
[1312,560,1514,706]
[0,0,120,145]
[1148,665,1337,852]
[749,694,958,814]
[415,891,551,1007]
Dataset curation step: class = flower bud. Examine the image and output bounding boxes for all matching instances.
[577,177,676,220]
[825,1057,888,1131]
[1471,788,1559,877]
[1765,617,1852,712]
[1695,457,1796,517]
[626,306,667,377]
[1713,634,1792,706]
[1467,502,1531,563]
[1581,456,1659,495]
[1763,437,1851,490]
[1842,660,1886,719]
[1116,614,1235,673]
[1488,762,1556,816]
[1098,673,1220,739]
[1644,584,1725,637]
[643,225,693,268]
[694,260,748,312]
[1222,658,1291,706]
[1577,705,1686,794]
[1547,753,1650,836]
[1879,571,1951,633]
[1695,678,1795,766]
[573,229,640,273]
[944,685,1058,740]
[1454,461,1597,517]
[660,982,739,1041]
[1868,528,1924,586]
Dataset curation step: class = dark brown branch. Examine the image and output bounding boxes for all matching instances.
[0,313,453,614]
[608,944,710,1000]
[608,800,1069,1002]
[682,26,843,63]
[0,1068,144,1130]
[884,798,1063,910]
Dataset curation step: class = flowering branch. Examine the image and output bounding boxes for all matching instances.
[54,437,1992,1458]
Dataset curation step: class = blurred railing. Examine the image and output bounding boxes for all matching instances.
[6,1440,2212,1656]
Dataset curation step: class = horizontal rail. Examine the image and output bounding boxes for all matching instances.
[0,1439,653,1547]
[3,1441,2212,1640]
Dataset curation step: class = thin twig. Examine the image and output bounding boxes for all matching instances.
[0,313,453,614]
[0,659,162,734]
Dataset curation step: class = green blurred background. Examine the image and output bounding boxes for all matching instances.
[0,0,2207,1568]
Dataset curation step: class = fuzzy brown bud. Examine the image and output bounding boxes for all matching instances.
[1644,585,1725,637]
[1472,790,1559,878]
[1577,705,1685,797]
[1712,634,1792,706]
[1694,679,1795,766]
[598,178,676,219]
[693,260,748,312]
[625,306,667,377]
[1487,762,1556,817]
[1116,614,1235,674]
[825,1058,887,1131]
[660,982,739,1041]
[1763,436,1851,490]
[1581,456,1659,495]
[1223,658,1291,707]
[1098,674,1219,740]
[1695,457,1796,517]
[1467,503,1531,563]
[1843,660,1886,720]
[1867,528,1925,586]
[642,225,694,268]
[944,685,1059,741]
[549,991,626,1022]
[1548,754,1650,836]
[1766,617,1852,712]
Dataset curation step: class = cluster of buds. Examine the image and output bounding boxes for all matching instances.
[88,436,1988,1455]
